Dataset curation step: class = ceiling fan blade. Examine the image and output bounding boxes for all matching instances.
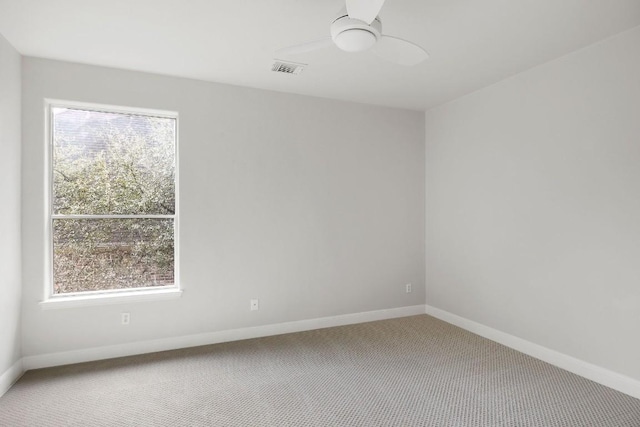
[346,0,386,24]
[275,38,333,56]
[372,35,429,66]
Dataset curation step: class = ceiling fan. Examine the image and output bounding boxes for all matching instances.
[276,0,429,66]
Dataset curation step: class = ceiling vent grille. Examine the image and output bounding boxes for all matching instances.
[272,60,306,75]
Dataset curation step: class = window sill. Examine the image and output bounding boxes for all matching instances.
[39,288,183,310]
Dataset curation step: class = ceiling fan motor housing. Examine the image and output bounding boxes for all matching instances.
[330,14,382,52]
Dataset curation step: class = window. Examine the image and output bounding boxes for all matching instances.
[48,102,178,298]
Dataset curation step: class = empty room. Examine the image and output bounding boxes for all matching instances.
[1,0,640,425]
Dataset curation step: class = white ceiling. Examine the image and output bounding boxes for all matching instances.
[1,0,639,111]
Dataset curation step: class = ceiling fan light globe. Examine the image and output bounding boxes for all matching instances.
[334,29,377,52]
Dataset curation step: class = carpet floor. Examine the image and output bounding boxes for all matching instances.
[1,314,639,426]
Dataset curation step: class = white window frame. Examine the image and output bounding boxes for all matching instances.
[41,99,182,309]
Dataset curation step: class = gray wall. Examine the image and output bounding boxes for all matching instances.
[21,57,425,357]
[0,34,22,375]
[425,27,640,380]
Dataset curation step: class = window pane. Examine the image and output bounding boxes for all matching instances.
[53,218,174,294]
[52,108,175,215]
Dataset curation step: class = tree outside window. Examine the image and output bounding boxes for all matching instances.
[50,106,177,294]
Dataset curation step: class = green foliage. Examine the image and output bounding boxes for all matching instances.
[53,219,174,293]
[53,116,175,215]
[52,109,176,294]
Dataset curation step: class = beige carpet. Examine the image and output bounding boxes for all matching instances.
[1,315,639,426]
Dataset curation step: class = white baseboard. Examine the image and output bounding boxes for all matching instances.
[22,304,426,371]
[0,359,24,398]
[425,305,640,400]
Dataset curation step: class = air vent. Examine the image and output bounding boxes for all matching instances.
[271,60,306,75]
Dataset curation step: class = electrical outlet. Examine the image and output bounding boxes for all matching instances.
[121,312,130,325]
[250,299,259,311]
[405,283,412,293]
